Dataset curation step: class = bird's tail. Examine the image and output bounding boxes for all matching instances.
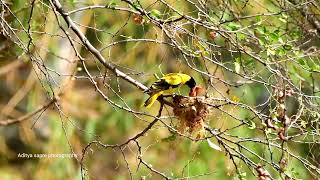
[144,91,163,108]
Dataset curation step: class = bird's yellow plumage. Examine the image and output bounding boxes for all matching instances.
[144,73,196,108]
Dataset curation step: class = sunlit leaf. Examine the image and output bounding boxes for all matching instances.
[267,48,275,56]
[234,58,241,73]
[279,17,287,23]
[226,22,241,31]
[275,48,285,56]
[248,121,256,129]
[269,32,279,42]
[207,139,222,151]
[256,26,267,34]
[301,121,307,128]
[149,9,161,19]
[232,95,240,103]
[236,32,247,41]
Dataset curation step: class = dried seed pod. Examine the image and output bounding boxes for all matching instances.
[279,158,287,172]
[266,118,276,130]
[256,165,271,180]
[277,103,286,120]
[209,31,217,40]
[132,13,144,25]
[284,115,291,126]
[278,127,287,141]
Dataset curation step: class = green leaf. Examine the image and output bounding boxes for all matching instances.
[258,36,268,45]
[149,9,161,19]
[248,121,256,129]
[282,13,289,19]
[274,29,280,34]
[108,0,118,8]
[239,172,247,178]
[269,32,279,42]
[85,119,97,142]
[236,32,247,41]
[162,134,177,142]
[209,16,215,23]
[294,50,303,57]
[306,60,320,72]
[256,26,267,34]
[68,0,78,7]
[283,44,292,51]
[278,37,284,44]
[267,48,275,56]
[301,121,307,128]
[129,1,142,10]
[290,30,301,39]
[276,47,286,56]
[265,128,272,135]
[226,22,241,31]
[244,58,255,69]
[292,66,307,81]
[256,16,262,23]
[279,17,287,23]
[297,59,306,66]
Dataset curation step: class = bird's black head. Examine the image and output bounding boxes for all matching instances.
[185,77,196,89]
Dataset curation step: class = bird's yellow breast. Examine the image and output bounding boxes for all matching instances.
[162,73,191,86]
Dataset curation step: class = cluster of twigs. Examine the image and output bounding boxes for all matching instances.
[1,0,320,179]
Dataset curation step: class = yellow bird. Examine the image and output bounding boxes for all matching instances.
[144,73,196,108]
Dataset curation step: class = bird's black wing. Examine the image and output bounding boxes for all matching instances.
[145,79,180,94]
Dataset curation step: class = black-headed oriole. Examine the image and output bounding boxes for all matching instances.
[144,73,196,108]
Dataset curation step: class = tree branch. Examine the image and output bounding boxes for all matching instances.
[0,98,56,126]
[49,0,148,92]
[289,0,320,34]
